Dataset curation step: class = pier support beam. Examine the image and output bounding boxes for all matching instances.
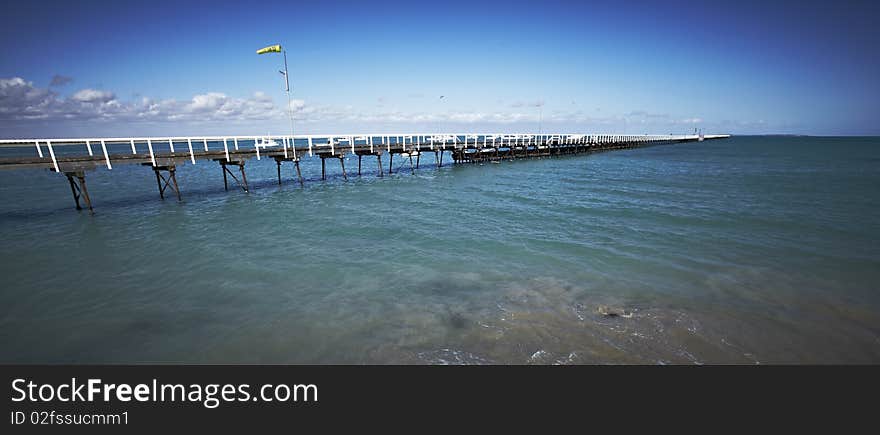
[64,171,93,212]
[151,165,181,201]
[294,160,304,187]
[215,159,249,192]
[273,156,304,187]
[338,155,348,181]
[377,152,384,177]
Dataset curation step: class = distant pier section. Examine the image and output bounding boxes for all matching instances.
[0,132,730,211]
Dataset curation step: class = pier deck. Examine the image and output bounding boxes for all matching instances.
[0,133,730,211]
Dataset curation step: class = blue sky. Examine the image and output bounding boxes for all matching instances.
[1,0,877,137]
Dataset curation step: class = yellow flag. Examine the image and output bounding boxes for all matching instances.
[256,44,282,55]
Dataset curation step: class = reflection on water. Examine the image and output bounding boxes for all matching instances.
[0,136,879,363]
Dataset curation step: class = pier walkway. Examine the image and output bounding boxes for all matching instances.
[0,133,729,211]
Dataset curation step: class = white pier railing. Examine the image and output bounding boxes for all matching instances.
[0,133,730,173]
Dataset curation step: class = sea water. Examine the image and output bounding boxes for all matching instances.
[0,136,878,363]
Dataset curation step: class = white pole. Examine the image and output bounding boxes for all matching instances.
[100,140,112,169]
[34,140,43,158]
[130,139,137,154]
[223,138,230,161]
[283,50,296,159]
[187,138,195,164]
[46,140,59,172]
[203,138,209,152]
[85,140,93,156]
[168,138,175,153]
[255,137,261,160]
[308,137,313,156]
[233,137,239,150]
[147,139,156,166]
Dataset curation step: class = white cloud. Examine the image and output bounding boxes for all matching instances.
[0,78,285,125]
[188,92,227,112]
[0,76,718,135]
[71,89,116,103]
[677,117,703,124]
[0,77,55,120]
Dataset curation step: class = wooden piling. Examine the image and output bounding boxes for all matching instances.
[148,165,182,201]
[215,159,249,192]
[294,160,304,187]
[339,155,347,181]
[64,171,93,212]
[66,174,81,210]
[238,163,249,192]
[158,166,182,201]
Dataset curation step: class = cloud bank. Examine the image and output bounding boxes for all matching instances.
[0,77,717,136]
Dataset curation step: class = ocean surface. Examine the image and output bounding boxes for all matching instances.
[0,136,878,364]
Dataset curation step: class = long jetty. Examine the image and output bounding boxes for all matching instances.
[0,133,729,211]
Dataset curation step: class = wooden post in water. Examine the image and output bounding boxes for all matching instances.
[377,152,384,177]
[238,163,248,192]
[154,170,164,198]
[149,165,182,201]
[66,174,81,210]
[64,171,93,212]
[170,167,181,201]
[216,160,248,192]
[294,160,304,187]
[339,155,348,181]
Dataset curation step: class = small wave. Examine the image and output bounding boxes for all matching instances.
[417,349,493,365]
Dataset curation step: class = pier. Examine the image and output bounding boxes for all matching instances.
[0,133,729,211]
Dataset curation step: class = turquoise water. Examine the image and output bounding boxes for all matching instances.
[1,136,878,364]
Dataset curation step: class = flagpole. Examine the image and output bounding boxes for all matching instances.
[283,49,296,158]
